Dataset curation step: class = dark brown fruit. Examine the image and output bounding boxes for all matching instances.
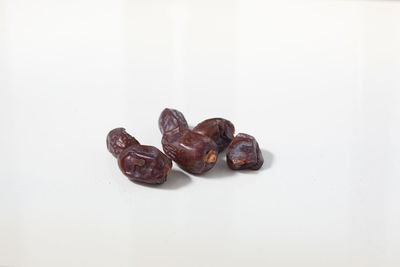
[226,133,263,170]
[193,118,235,152]
[118,145,172,184]
[158,108,189,134]
[106,128,140,158]
[162,128,218,174]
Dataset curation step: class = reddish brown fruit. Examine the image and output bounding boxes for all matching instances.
[193,118,235,152]
[106,128,140,158]
[158,108,189,134]
[162,128,218,174]
[118,145,172,184]
[226,133,263,170]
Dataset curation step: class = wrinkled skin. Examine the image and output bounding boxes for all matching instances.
[162,128,218,174]
[118,145,172,184]
[158,108,189,134]
[106,128,140,158]
[226,133,263,170]
[193,118,235,152]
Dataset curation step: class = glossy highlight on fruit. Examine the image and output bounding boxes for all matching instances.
[118,145,172,184]
[162,127,218,174]
[226,133,263,170]
[106,127,140,158]
[158,108,189,134]
[193,118,235,152]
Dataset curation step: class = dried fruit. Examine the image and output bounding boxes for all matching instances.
[162,127,218,174]
[193,118,235,152]
[158,108,189,134]
[118,145,172,184]
[226,133,263,170]
[106,127,140,158]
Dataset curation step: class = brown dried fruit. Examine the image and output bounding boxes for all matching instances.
[118,145,172,184]
[158,108,189,134]
[106,128,140,158]
[226,133,263,170]
[162,128,218,174]
[193,118,235,152]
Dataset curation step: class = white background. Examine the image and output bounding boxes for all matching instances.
[1,0,400,266]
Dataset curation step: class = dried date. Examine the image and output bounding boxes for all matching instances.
[158,108,189,134]
[118,145,172,184]
[226,133,263,170]
[193,118,235,152]
[162,128,218,174]
[106,127,140,158]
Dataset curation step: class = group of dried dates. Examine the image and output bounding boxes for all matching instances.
[107,108,264,185]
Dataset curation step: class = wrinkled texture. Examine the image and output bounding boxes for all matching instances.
[162,128,218,174]
[106,128,140,158]
[226,133,263,170]
[193,118,235,152]
[118,145,172,184]
[158,108,189,134]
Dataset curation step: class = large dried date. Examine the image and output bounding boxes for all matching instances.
[158,108,189,134]
[193,118,235,152]
[162,128,218,174]
[118,145,172,184]
[106,127,140,158]
[226,133,263,170]
[107,128,172,184]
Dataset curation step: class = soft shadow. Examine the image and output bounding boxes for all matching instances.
[133,169,191,190]
[163,169,192,189]
[235,149,274,175]
[261,149,274,170]
[198,151,237,179]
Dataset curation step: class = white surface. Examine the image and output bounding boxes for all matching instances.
[1,0,400,266]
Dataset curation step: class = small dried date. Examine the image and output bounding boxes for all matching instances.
[226,133,263,170]
[118,145,172,184]
[193,118,235,152]
[106,127,140,158]
[159,108,189,134]
[162,127,218,174]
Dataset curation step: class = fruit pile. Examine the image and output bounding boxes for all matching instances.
[107,108,263,185]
